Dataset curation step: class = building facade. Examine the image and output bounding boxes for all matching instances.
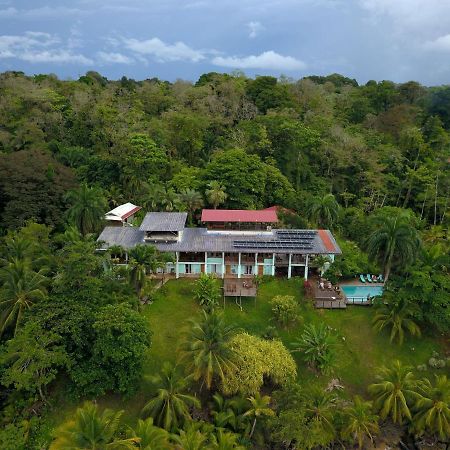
[98,210,341,279]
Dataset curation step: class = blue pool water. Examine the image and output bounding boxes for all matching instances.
[341,285,383,302]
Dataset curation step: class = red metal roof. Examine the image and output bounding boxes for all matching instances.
[201,209,278,223]
[318,229,337,252]
[121,206,141,220]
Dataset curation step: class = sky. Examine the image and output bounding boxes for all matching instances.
[1,0,450,85]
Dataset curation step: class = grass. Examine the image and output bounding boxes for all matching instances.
[45,277,446,431]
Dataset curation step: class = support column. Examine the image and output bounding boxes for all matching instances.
[125,252,128,263]
[304,254,309,280]
[238,252,241,278]
[254,252,258,276]
[272,253,276,276]
[175,252,179,279]
[288,253,292,279]
[204,252,208,274]
[221,252,225,279]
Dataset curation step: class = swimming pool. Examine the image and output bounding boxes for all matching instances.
[341,285,383,303]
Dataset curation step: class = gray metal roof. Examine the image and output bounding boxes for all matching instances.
[139,212,187,232]
[98,227,341,255]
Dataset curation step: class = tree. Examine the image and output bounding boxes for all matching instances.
[128,418,170,450]
[65,183,107,235]
[305,193,340,229]
[341,396,379,449]
[372,297,421,345]
[269,295,300,328]
[179,309,237,391]
[291,323,336,374]
[142,363,200,432]
[243,393,274,438]
[206,181,227,209]
[1,321,69,401]
[412,375,450,441]
[222,333,296,396]
[368,360,419,424]
[170,425,207,450]
[365,208,421,281]
[179,189,203,225]
[209,429,246,450]
[0,260,47,336]
[193,273,221,311]
[50,402,137,449]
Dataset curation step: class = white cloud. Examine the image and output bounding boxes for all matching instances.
[423,34,450,52]
[0,6,16,17]
[212,50,306,71]
[123,37,205,62]
[0,6,84,19]
[0,31,93,64]
[247,21,264,39]
[97,51,134,64]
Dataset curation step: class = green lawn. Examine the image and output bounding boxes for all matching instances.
[46,277,445,430]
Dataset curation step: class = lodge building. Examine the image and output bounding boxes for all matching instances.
[98,208,341,279]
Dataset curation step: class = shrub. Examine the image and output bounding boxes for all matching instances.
[194,273,221,311]
[270,295,301,328]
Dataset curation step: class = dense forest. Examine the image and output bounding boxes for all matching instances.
[0,70,448,449]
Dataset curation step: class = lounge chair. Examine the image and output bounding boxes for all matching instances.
[366,274,373,283]
[359,274,366,283]
[377,274,384,283]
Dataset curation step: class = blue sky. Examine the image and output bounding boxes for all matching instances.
[1,0,450,85]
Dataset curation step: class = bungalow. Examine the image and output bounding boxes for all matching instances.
[98,209,341,279]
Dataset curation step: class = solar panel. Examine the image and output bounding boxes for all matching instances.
[233,240,313,250]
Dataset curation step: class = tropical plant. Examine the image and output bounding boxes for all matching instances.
[128,418,170,450]
[209,429,246,450]
[341,396,379,449]
[65,183,107,235]
[170,425,207,450]
[193,273,221,311]
[305,193,340,229]
[0,261,47,336]
[368,360,419,424]
[291,323,336,374]
[179,309,238,391]
[372,297,421,345]
[206,181,228,209]
[142,363,200,432]
[365,209,421,281]
[243,393,274,438]
[269,295,300,328]
[50,402,138,449]
[412,375,450,441]
[160,188,181,212]
[179,189,203,225]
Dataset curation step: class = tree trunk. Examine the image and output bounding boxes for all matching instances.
[249,418,257,438]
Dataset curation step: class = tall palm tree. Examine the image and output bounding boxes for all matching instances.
[305,193,340,229]
[304,387,337,442]
[65,183,107,235]
[372,297,421,345]
[341,396,379,449]
[413,375,450,441]
[179,310,238,391]
[50,402,138,449]
[0,261,47,336]
[243,393,274,439]
[365,210,421,281]
[179,189,204,225]
[128,418,170,450]
[160,188,181,212]
[368,360,419,424]
[206,181,227,209]
[142,363,200,432]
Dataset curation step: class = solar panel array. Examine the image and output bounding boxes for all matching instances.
[233,230,317,250]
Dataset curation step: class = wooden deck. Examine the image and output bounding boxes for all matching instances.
[313,282,347,309]
[223,279,257,297]
[315,298,347,309]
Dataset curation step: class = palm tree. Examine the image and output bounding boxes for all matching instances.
[128,418,170,450]
[291,323,336,374]
[210,429,246,450]
[142,362,200,432]
[160,188,181,212]
[412,375,450,441]
[365,210,421,281]
[0,261,47,336]
[372,297,421,345]
[170,425,207,450]
[305,193,340,229]
[179,310,238,391]
[50,401,138,449]
[368,360,419,424]
[341,396,379,449]
[304,387,337,442]
[65,183,107,235]
[243,393,274,439]
[206,181,227,209]
[128,244,173,297]
[179,189,203,225]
